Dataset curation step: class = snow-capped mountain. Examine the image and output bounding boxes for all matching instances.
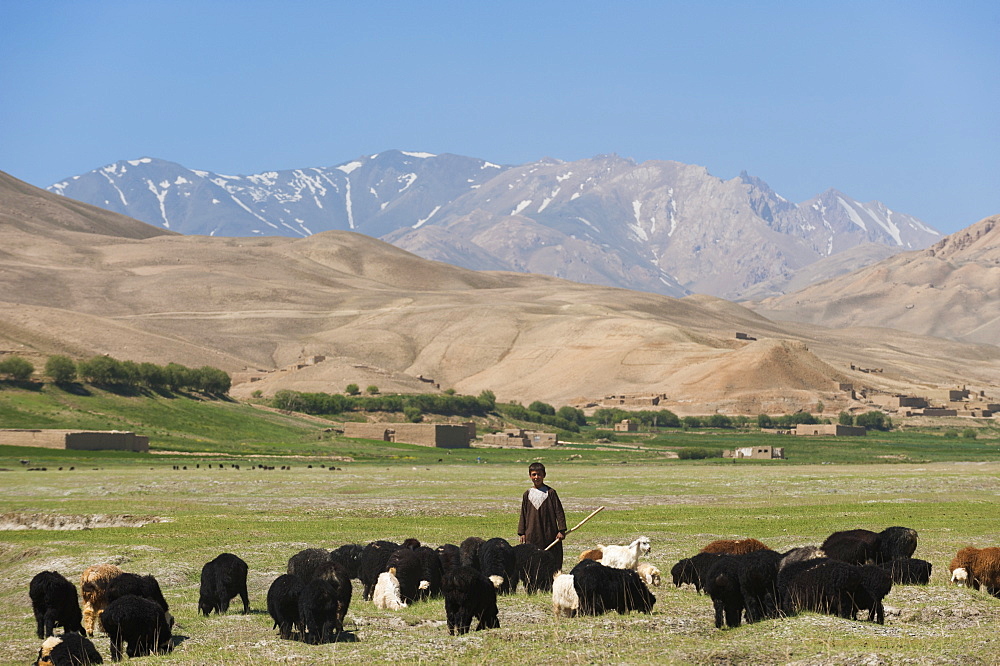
[48,151,940,299]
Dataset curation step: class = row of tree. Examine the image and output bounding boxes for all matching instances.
[0,354,231,394]
[271,389,498,421]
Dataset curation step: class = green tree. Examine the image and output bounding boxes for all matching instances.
[0,355,34,381]
[757,414,773,428]
[527,400,555,416]
[366,385,380,395]
[838,411,854,426]
[404,406,423,423]
[44,355,77,383]
[477,390,496,411]
[706,414,732,428]
[345,383,360,396]
[557,406,587,426]
[856,411,889,431]
[682,415,702,428]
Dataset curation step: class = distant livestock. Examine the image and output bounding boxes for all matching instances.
[570,559,656,616]
[80,564,123,636]
[34,633,103,666]
[596,536,651,570]
[950,546,1000,596]
[100,594,173,661]
[442,565,500,635]
[198,553,249,615]
[30,571,85,639]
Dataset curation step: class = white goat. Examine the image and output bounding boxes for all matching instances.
[597,536,651,570]
[551,572,578,617]
[372,569,407,610]
[636,562,661,587]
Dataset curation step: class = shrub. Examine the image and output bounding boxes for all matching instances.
[943,430,958,439]
[0,355,34,381]
[961,428,978,439]
[366,385,380,395]
[404,406,423,423]
[677,448,720,460]
[706,414,732,428]
[838,411,854,426]
[345,383,360,395]
[45,355,77,383]
[682,416,702,428]
[757,414,773,428]
[856,410,890,431]
[528,400,555,416]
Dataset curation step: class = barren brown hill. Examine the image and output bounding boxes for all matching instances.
[754,216,1000,346]
[2,171,998,413]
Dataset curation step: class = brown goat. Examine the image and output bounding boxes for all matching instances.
[578,548,603,562]
[80,563,124,636]
[950,546,1000,596]
[700,538,771,555]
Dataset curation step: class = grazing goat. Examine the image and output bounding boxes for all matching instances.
[330,543,365,580]
[198,553,249,615]
[950,546,1000,596]
[551,572,579,617]
[701,538,771,555]
[30,571,85,639]
[298,578,344,644]
[436,544,461,574]
[359,540,402,601]
[637,562,661,587]
[571,559,655,616]
[822,526,917,566]
[373,569,408,610]
[105,573,169,618]
[596,536,651,570]
[442,565,500,635]
[578,548,603,562]
[671,552,722,593]
[80,564,123,636]
[288,548,333,582]
[879,558,932,585]
[514,543,560,594]
[384,548,426,604]
[778,557,893,624]
[479,537,517,594]
[414,546,445,599]
[100,594,173,661]
[34,633,103,665]
[459,536,486,569]
[703,550,782,629]
[267,574,304,640]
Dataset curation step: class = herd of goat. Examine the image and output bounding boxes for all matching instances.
[27,528,1000,664]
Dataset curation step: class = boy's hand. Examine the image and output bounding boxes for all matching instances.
[518,535,526,543]
[556,532,565,540]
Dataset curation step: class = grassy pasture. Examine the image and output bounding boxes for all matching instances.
[2,460,999,665]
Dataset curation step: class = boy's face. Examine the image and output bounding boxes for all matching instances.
[529,469,546,488]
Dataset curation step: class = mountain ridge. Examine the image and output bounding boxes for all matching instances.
[48,152,940,300]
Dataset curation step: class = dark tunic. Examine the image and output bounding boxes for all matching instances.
[518,485,567,569]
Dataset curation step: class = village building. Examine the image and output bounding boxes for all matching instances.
[793,424,867,437]
[614,419,638,432]
[597,393,667,408]
[341,422,474,448]
[480,428,559,448]
[723,445,785,460]
[0,429,150,452]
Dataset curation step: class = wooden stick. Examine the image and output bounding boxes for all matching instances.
[544,506,605,551]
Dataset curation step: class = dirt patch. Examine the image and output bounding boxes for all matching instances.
[0,512,165,530]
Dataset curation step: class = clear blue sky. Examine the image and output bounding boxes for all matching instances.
[2,0,997,234]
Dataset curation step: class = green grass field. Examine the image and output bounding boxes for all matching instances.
[2,385,999,664]
[2,461,999,665]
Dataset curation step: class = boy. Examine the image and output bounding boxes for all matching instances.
[517,462,567,569]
